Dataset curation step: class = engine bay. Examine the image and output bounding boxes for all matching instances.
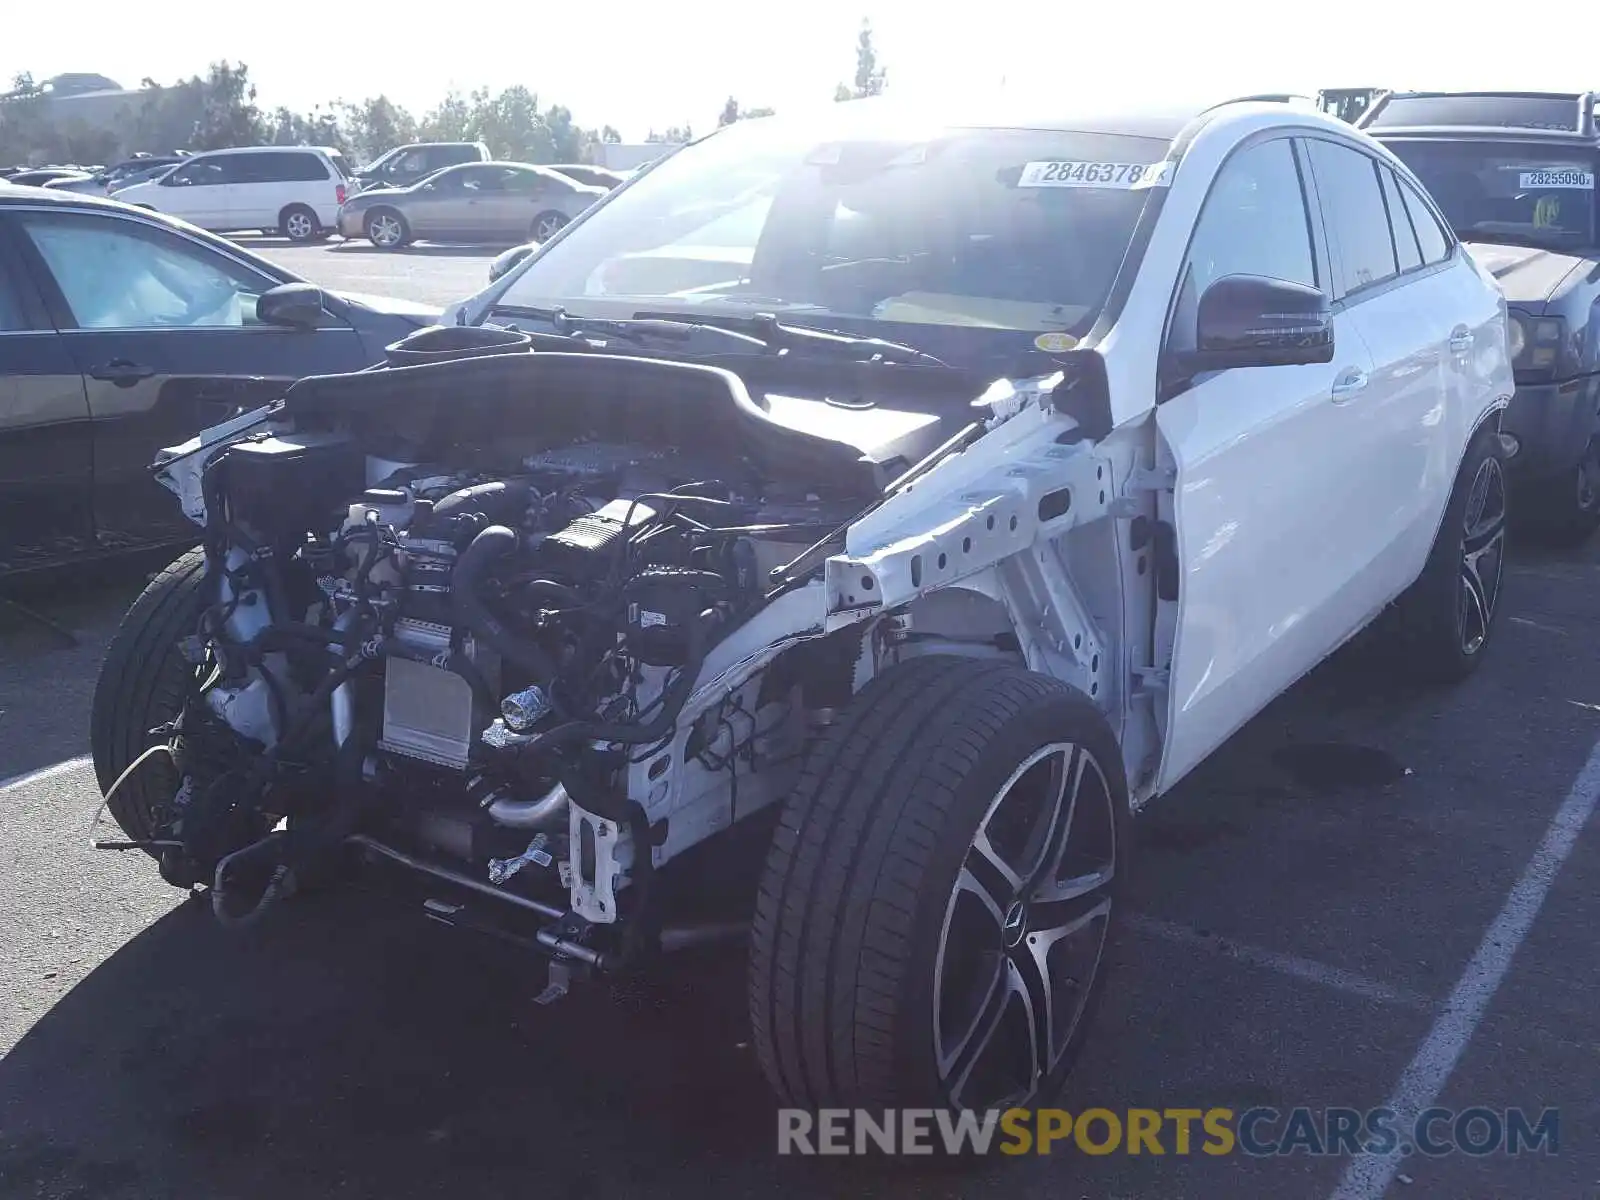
[136,348,948,965]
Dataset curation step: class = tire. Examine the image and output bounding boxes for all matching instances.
[1523,434,1600,547]
[748,654,1129,1119]
[1382,422,1509,683]
[89,548,209,850]
[279,204,320,243]
[365,208,409,250]
[531,210,568,242]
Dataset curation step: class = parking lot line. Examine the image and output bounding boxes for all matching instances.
[1328,734,1600,1200]
[0,754,90,793]
[1129,914,1436,1013]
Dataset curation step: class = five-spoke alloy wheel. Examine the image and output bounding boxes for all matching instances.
[750,655,1129,1122]
[934,742,1118,1109]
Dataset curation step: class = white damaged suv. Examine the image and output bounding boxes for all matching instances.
[92,93,1512,1126]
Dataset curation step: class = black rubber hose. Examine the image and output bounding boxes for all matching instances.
[452,524,560,684]
[417,480,532,537]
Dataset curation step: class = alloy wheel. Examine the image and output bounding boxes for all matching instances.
[1459,455,1507,656]
[534,213,566,241]
[932,742,1117,1110]
[285,211,314,241]
[369,214,402,247]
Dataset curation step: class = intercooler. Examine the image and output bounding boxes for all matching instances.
[378,618,494,769]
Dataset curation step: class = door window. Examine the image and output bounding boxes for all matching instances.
[19,213,275,330]
[1305,139,1400,296]
[458,166,511,192]
[1379,165,1424,272]
[165,156,234,187]
[1169,137,1317,352]
[246,152,329,182]
[0,268,28,331]
[1397,175,1453,264]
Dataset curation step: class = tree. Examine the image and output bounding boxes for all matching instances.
[419,90,474,142]
[339,95,416,163]
[189,62,265,150]
[600,125,622,143]
[835,19,886,101]
[646,125,692,143]
[744,106,776,119]
[473,85,552,161]
[719,96,740,127]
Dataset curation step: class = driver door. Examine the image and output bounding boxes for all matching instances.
[9,208,367,550]
[1154,135,1380,791]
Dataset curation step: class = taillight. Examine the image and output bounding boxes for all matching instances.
[336,183,347,205]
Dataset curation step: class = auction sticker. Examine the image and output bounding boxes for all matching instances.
[1519,169,1594,189]
[1034,332,1079,353]
[1018,160,1173,189]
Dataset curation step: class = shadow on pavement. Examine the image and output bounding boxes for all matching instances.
[0,889,996,1200]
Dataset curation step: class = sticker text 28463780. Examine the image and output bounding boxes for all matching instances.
[1018,160,1174,190]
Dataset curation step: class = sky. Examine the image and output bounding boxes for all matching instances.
[8,1,1600,142]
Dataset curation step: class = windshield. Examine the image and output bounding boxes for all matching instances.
[1383,139,1597,248]
[495,109,1171,366]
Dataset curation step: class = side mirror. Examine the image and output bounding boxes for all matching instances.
[1186,275,1334,371]
[256,282,325,330]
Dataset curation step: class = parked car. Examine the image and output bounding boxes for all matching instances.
[546,163,627,189]
[349,141,491,193]
[107,162,180,192]
[1361,90,1600,541]
[42,173,111,194]
[336,161,605,248]
[0,186,437,577]
[5,168,93,188]
[113,146,354,242]
[94,94,1511,1134]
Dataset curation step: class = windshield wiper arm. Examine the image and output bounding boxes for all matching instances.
[486,304,771,352]
[632,310,949,367]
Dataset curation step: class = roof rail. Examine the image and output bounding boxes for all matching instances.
[1203,92,1319,113]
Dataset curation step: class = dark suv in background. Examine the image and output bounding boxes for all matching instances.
[349,141,491,193]
[1363,91,1600,541]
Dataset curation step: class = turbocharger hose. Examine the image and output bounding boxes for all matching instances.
[452,524,559,683]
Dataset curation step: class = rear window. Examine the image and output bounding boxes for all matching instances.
[238,152,330,183]
[326,151,351,178]
[1368,94,1585,133]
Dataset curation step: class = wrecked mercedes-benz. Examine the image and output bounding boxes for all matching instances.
[90,95,1512,1121]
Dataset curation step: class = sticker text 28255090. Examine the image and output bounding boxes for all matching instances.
[1018,160,1174,190]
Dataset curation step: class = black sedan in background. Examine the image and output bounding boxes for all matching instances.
[0,186,438,576]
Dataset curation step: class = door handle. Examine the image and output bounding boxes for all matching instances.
[1449,328,1474,353]
[88,359,156,387]
[1331,367,1369,402]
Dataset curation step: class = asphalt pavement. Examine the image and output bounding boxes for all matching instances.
[1,243,1597,1198]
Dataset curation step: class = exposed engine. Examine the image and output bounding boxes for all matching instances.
[151,410,868,964]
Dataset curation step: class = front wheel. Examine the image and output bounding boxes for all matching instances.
[530,210,568,242]
[748,655,1128,1117]
[365,208,409,249]
[89,549,210,852]
[1525,434,1600,546]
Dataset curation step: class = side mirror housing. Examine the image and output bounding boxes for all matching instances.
[257,282,325,330]
[1185,275,1334,371]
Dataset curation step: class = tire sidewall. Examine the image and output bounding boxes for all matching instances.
[281,205,318,243]
[365,208,407,249]
[889,685,1130,1111]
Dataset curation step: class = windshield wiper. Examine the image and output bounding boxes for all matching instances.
[633,310,949,367]
[486,303,949,367]
[486,304,770,353]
